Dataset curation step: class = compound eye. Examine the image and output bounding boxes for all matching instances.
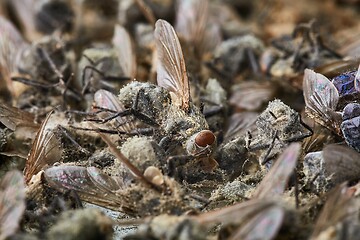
[195,130,216,147]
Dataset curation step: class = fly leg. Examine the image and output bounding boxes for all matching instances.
[129,88,159,126]
[81,54,130,94]
[81,65,130,94]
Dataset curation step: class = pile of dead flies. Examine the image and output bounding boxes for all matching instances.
[1,0,360,239]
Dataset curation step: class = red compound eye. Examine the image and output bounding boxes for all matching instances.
[195,130,215,147]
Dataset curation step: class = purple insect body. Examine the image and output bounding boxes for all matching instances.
[331,70,357,97]
[341,103,360,152]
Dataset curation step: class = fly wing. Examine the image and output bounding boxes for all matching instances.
[44,166,131,213]
[322,144,360,185]
[154,19,190,111]
[196,199,274,225]
[175,0,221,56]
[24,111,62,184]
[230,81,276,111]
[230,205,284,240]
[112,25,137,79]
[224,112,258,142]
[94,89,136,133]
[195,199,284,240]
[0,103,39,131]
[175,0,208,47]
[0,16,28,95]
[311,183,357,239]
[0,170,26,240]
[6,0,38,40]
[303,69,341,133]
[252,143,301,199]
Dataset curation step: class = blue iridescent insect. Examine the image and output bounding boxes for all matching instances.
[331,70,357,97]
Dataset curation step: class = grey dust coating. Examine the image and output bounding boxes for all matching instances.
[118,81,209,153]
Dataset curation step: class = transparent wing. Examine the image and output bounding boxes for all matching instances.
[112,25,137,79]
[6,0,37,40]
[175,0,208,48]
[230,81,276,111]
[44,166,131,212]
[155,19,190,111]
[0,170,26,240]
[230,205,284,240]
[303,69,341,133]
[224,112,258,142]
[24,112,62,183]
[322,144,360,185]
[0,103,39,131]
[94,89,136,133]
[0,16,28,95]
[252,143,301,199]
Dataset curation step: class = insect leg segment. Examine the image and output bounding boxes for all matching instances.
[129,88,159,126]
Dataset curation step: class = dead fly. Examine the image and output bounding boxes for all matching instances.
[0,170,26,240]
[77,25,134,96]
[208,34,264,82]
[89,20,217,173]
[42,134,195,217]
[303,68,360,152]
[0,17,79,108]
[218,99,310,168]
[229,81,277,112]
[262,20,342,89]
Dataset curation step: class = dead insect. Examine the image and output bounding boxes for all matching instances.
[269,20,341,76]
[77,24,134,96]
[111,20,217,171]
[303,68,360,152]
[43,156,191,217]
[175,0,222,61]
[208,34,264,81]
[0,170,26,240]
[341,103,360,152]
[303,69,342,134]
[246,99,311,164]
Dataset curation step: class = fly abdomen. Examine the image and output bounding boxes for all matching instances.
[341,103,360,152]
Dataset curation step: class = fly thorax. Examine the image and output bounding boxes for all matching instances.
[118,81,171,124]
